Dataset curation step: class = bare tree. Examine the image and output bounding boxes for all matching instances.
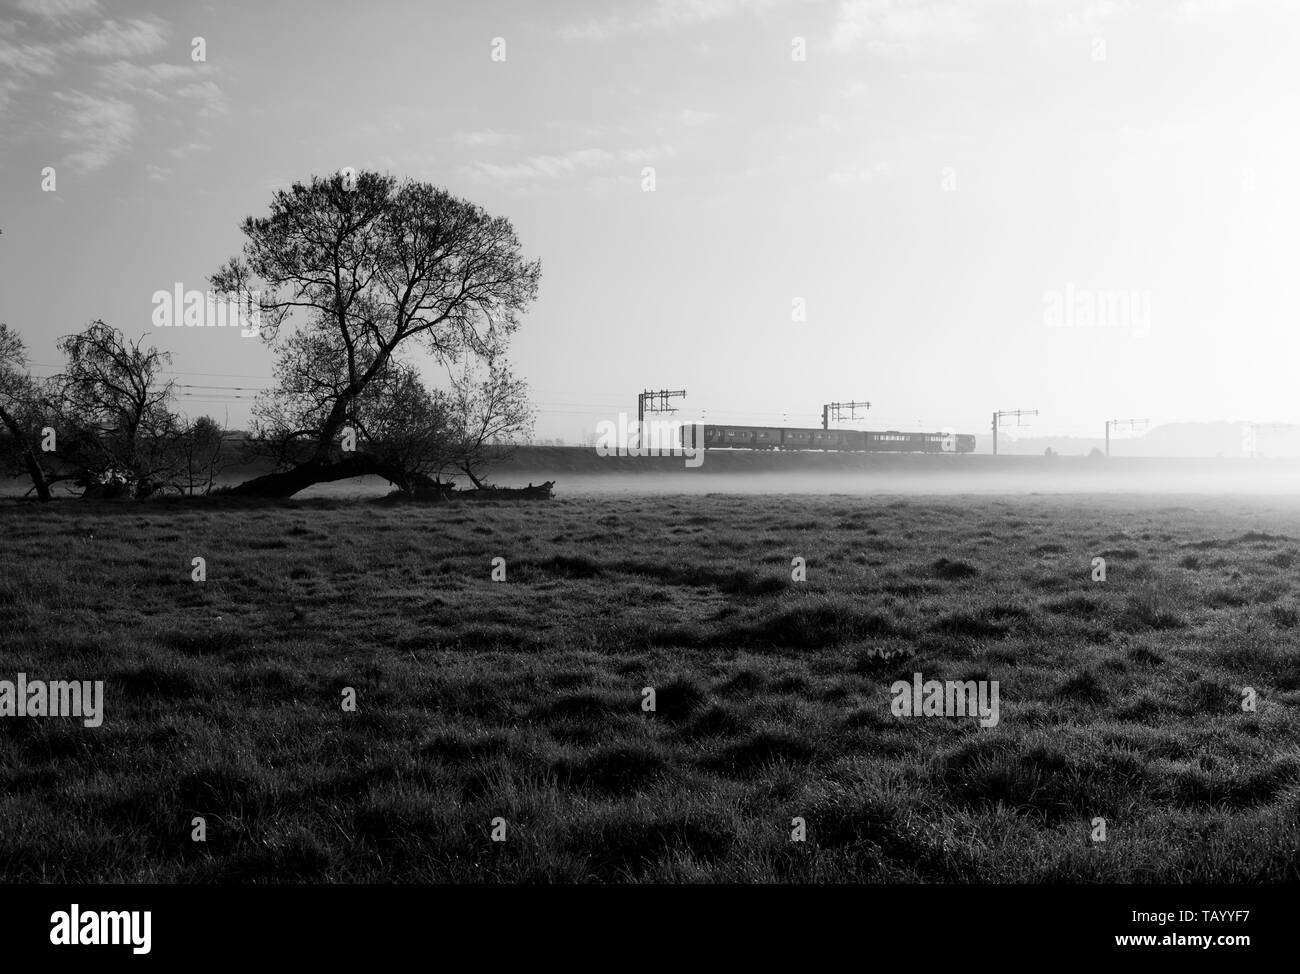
[0,323,53,501]
[177,415,228,494]
[212,170,541,497]
[447,357,533,488]
[51,320,182,498]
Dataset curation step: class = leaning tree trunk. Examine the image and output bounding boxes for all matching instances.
[228,452,439,498]
[0,403,51,502]
[458,463,487,489]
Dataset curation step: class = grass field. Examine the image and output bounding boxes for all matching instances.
[1,491,1299,882]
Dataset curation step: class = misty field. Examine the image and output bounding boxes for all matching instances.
[1,491,1299,882]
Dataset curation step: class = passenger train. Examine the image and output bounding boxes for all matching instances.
[682,424,976,453]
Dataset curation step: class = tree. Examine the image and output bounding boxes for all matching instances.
[212,171,541,497]
[0,323,54,501]
[446,357,533,488]
[177,415,228,495]
[51,320,183,498]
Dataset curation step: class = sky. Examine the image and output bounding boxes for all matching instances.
[1,0,1298,445]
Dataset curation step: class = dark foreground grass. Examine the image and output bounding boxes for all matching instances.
[1,491,1299,882]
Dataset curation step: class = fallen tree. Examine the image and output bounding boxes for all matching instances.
[374,479,555,505]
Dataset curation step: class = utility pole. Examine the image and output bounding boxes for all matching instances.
[637,389,686,424]
[821,400,871,430]
[1244,422,1300,458]
[1105,418,1148,457]
[992,409,1038,456]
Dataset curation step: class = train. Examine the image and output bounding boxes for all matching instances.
[680,424,977,453]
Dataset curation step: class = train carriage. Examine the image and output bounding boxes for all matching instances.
[809,429,847,450]
[685,424,976,454]
[840,430,868,451]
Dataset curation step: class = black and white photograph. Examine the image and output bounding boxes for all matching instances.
[0,0,1294,959]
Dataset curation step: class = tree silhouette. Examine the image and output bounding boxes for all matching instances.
[212,171,540,497]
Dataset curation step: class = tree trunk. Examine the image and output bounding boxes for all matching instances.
[459,463,487,489]
[0,403,51,502]
[228,452,439,498]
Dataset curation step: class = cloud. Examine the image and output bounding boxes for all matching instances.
[451,129,518,148]
[173,79,227,115]
[461,148,616,182]
[144,162,172,181]
[167,141,211,159]
[561,0,774,41]
[98,60,226,114]
[0,15,191,124]
[829,0,1139,53]
[52,90,138,172]
[0,28,60,116]
[65,17,168,58]
[14,0,101,20]
[831,0,982,54]
[828,161,892,183]
[0,35,59,76]
[458,144,677,187]
[0,6,221,173]
[99,60,199,91]
[1050,0,1132,36]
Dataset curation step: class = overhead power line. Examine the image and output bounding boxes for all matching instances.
[992,409,1039,456]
